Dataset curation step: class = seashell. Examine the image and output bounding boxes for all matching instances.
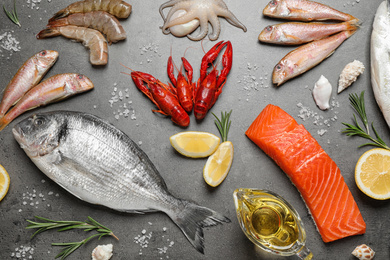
[312,75,332,110]
[338,60,365,93]
[169,10,200,37]
[352,244,375,260]
[92,244,113,260]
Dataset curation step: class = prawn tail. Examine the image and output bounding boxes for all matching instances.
[47,18,68,28]
[48,10,68,23]
[36,28,61,39]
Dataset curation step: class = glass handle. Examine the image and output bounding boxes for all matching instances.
[296,245,313,260]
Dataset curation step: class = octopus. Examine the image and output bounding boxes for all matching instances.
[159,0,247,41]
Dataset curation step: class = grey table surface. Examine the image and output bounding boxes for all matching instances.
[0,0,388,259]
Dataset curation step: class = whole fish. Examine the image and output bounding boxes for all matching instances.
[0,50,58,118]
[259,20,358,45]
[273,30,356,86]
[263,0,357,21]
[0,74,93,131]
[371,1,390,128]
[12,111,230,253]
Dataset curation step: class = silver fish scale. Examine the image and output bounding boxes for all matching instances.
[32,112,178,213]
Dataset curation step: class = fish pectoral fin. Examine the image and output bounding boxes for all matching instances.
[121,209,159,214]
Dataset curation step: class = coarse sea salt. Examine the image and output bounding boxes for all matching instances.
[0,32,21,56]
[108,83,136,121]
[11,245,35,259]
[237,63,270,100]
[133,226,174,258]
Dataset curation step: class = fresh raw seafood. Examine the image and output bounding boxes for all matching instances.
[12,111,230,253]
[167,55,194,112]
[245,104,366,242]
[263,0,357,21]
[259,20,358,45]
[0,73,94,131]
[352,244,375,260]
[49,0,132,21]
[272,30,356,86]
[312,75,332,110]
[338,60,364,93]
[92,244,113,260]
[128,70,190,127]
[371,1,390,129]
[194,41,232,120]
[0,50,58,118]
[47,11,126,44]
[37,25,108,66]
[159,0,247,41]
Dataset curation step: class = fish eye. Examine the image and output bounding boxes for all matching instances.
[78,74,84,80]
[34,117,44,126]
[275,64,282,71]
[269,0,277,6]
[40,51,47,56]
[266,26,273,32]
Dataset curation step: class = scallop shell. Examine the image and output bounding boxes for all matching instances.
[92,244,113,260]
[352,244,375,260]
[312,75,332,110]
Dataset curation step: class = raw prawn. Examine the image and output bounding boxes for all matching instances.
[194,40,232,120]
[128,71,190,127]
[167,55,194,112]
[0,50,58,119]
[47,11,126,44]
[37,25,108,66]
[0,73,94,131]
[49,0,132,21]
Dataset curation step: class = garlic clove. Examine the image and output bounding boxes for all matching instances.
[313,75,332,110]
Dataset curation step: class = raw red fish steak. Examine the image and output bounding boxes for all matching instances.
[245,104,366,242]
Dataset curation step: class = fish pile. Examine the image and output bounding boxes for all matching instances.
[159,0,247,41]
[259,0,358,86]
[246,104,366,242]
[0,50,94,131]
[37,0,132,66]
[124,40,233,127]
[12,111,230,254]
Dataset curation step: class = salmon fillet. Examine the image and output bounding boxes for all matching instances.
[245,104,366,242]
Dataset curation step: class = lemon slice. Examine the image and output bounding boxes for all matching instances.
[170,131,220,158]
[355,148,390,200]
[203,141,233,187]
[0,164,10,201]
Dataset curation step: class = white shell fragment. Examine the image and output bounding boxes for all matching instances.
[338,60,365,93]
[352,244,375,260]
[92,244,113,260]
[312,75,332,110]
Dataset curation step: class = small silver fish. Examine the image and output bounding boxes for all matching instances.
[13,111,230,253]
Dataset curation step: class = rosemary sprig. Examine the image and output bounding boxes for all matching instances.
[3,0,21,27]
[212,110,232,142]
[26,216,118,259]
[342,91,390,150]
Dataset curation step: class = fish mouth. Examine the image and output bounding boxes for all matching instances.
[12,125,25,146]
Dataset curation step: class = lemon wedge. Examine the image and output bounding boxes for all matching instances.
[170,131,220,158]
[355,148,390,200]
[203,141,233,187]
[0,164,10,201]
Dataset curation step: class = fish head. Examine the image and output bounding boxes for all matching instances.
[71,74,94,93]
[258,25,279,43]
[12,113,65,158]
[263,0,289,18]
[272,61,288,86]
[35,50,59,70]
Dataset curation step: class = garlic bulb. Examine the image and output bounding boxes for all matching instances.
[313,75,332,110]
[338,60,365,93]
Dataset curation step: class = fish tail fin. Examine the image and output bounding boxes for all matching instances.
[168,200,230,253]
[0,116,10,132]
[345,18,361,30]
[36,28,60,39]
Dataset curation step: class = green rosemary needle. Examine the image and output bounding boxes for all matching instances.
[3,0,21,27]
[212,109,232,142]
[26,216,118,260]
[342,91,390,150]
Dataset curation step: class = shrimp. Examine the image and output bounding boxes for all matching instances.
[49,0,132,21]
[47,11,126,44]
[0,50,58,118]
[37,25,108,66]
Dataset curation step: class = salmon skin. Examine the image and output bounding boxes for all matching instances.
[263,0,357,21]
[245,104,366,242]
[13,111,230,253]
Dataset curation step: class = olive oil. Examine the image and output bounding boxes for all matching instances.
[233,188,313,259]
